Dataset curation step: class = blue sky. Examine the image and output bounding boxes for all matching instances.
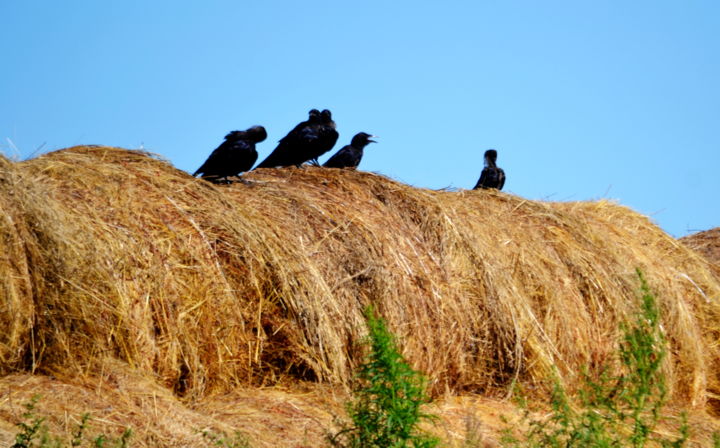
[2,1,718,237]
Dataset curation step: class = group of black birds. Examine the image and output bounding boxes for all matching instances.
[192,108,505,190]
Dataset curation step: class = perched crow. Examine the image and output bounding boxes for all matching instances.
[254,108,338,169]
[254,109,319,168]
[193,125,267,183]
[323,132,377,169]
[307,109,339,165]
[473,149,506,190]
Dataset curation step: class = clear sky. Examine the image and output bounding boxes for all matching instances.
[2,1,718,237]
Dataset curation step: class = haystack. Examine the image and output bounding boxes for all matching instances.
[682,227,720,267]
[1,146,720,445]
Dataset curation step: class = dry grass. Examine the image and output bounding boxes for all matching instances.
[0,371,718,447]
[1,146,720,446]
[682,227,720,267]
[0,369,521,447]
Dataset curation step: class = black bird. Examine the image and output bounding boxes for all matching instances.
[323,132,377,169]
[193,125,267,183]
[254,108,339,169]
[473,149,506,190]
[307,109,340,165]
[254,109,320,168]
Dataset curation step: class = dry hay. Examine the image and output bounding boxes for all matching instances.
[1,146,720,445]
[0,368,570,447]
[0,369,718,447]
[681,227,720,268]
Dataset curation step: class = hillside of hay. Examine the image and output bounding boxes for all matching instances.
[1,146,720,446]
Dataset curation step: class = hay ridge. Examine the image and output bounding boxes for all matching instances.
[682,227,720,268]
[1,146,720,442]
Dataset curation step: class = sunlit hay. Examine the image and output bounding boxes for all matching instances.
[1,372,719,448]
[0,370,502,448]
[4,148,266,399]
[0,364,236,447]
[1,146,720,410]
[0,153,41,372]
[682,227,720,267]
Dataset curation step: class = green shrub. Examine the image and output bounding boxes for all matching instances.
[501,269,689,447]
[330,306,438,448]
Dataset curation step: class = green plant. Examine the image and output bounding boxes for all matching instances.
[70,414,91,447]
[10,396,132,448]
[91,429,132,448]
[330,306,438,448]
[199,429,251,447]
[502,269,688,447]
[12,395,51,448]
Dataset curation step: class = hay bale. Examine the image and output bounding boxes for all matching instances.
[1,146,719,412]
[682,228,720,267]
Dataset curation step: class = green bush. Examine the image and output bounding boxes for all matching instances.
[330,306,438,448]
[501,269,688,447]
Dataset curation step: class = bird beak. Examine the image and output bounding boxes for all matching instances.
[369,136,378,143]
